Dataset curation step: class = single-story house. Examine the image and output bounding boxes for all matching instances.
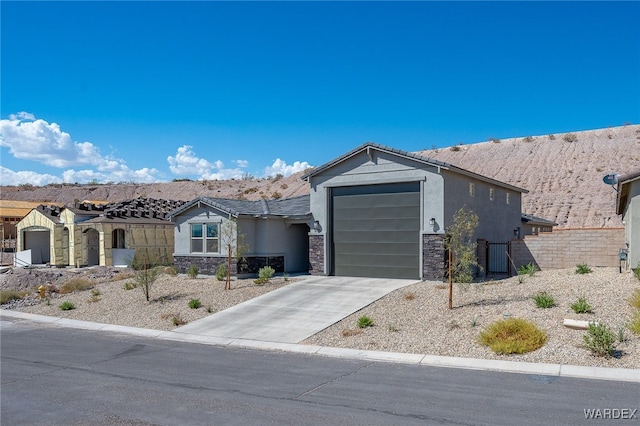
[169,195,311,275]
[616,169,640,269]
[520,213,557,236]
[301,142,528,280]
[15,199,183,267]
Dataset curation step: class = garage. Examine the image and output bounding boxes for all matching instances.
[331,182,420,279]
[23,227,51,264]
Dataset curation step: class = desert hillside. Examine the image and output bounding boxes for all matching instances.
[416,124,640,228]
[2,125,639,229]
[0,172,310,205]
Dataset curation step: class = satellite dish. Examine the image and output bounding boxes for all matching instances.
[603,173,619,192]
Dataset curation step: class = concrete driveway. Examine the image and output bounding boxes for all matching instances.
[174,276,418,343]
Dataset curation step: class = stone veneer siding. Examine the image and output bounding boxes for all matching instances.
[174,255,235,276]
[422,234,445,280]
[308,234,325,275]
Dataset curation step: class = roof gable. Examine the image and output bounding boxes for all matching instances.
[301,142,528,193]
[616,169,640,214]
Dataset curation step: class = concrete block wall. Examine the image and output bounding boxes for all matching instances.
[511,228,626,271]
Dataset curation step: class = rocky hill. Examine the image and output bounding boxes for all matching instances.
[2,124,639,229]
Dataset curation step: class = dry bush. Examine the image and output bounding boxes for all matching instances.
[342,328,362,337]
[404,292,416,301]
[59,278,94,294]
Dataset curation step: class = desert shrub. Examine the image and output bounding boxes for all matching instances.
[342,328,362,337]
[271,191,282,199]
[357,315,374,328]
[60,278,94,294]
[570,297,593,314]
[518,262,537,277]
[215,263,227,281]
[523,136,534,142]
[575,263,592,274]
[59,301,76,311]
[164,266,178,276]
[628,312,640,335]
[583,322,617,358]
[533,292,555,308]
[0,290,28,304]
[404,292,416,301]
[123,282,137,290]
[91,288,101,296]
[172,314,186,326]
[187,264,198,279]
[490,138,501,143]
[188,298,202,309]
[548,134,556,140]
[633,263,640,281]
[629,289,640,310]
[562,133,578,142]
[450,145,461,152]
[254,266,275,285]
[478,318,547,355]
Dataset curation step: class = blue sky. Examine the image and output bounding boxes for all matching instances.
[2,1,639,186]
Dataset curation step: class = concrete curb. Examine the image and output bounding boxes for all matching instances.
[2,309,638,383]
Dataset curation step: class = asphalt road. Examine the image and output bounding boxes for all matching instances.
[1,318,638,425]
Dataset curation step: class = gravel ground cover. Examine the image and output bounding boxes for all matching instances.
[304,267,640,369]
[2,266,639,369]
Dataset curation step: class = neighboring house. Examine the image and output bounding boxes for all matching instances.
[617,170,640,269]
[520,213,557,237]
[15,199,182,267]
[301,142,528,280]
[169,196,311,276]
[0,200,63,252]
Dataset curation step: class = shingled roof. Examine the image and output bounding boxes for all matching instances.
[168,195,310,219]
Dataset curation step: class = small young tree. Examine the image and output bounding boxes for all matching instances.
[220,218,249,290]
[444,207,481,309]
[130,254,162,302]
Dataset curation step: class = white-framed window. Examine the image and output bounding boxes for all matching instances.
[190,223,219,253]
[469,183,475,197]
[506,193,510,205]
[489,187,495,201]
[112,228,125,248]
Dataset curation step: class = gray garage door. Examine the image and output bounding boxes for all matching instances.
[331,182,420,279]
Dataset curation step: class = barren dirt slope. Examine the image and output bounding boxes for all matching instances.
[416,124,640,228]
[0,172,310,205]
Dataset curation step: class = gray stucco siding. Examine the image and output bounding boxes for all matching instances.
[442,171,522,243]
[173,206,226,256]
[622,180,640,267]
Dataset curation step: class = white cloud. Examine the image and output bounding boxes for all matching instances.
[0,112,162,184]
[167,145,246,180]
[0,166,62,186]
[264,158,312,177]
[0,113,101,167]
[234,159,249,168]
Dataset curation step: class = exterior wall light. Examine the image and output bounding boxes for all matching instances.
[514,227,520,238]
[313,220,321,231]
[429,218,436,228]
